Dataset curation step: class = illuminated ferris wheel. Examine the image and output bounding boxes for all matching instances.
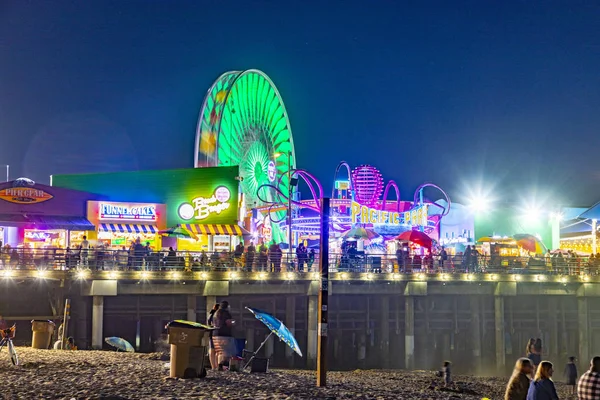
[194,70,296,208]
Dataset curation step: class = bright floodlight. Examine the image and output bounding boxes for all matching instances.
[468,196,490,213]
[76,270,88,280]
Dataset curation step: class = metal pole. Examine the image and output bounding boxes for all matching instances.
[5,165,8,182]
[593,219,597,254]
[288,151,293,268]
[317,197,330,387]
[61,298,71,350]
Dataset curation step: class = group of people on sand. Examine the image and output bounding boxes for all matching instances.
[505,337,600,400]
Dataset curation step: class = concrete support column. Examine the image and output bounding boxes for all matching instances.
[285,296,296,366]
[494,296,506,374]
[578,297,590,365]
[187,295,197,322]
[265,332,274,358]
[206,295,217,325]
[380,296,390,368]
[548,297,558,362]
[246,328,255,353]
[92,296,104,350]
[470,296,482,373]
[307,295,318,368]
[405,296,415,370]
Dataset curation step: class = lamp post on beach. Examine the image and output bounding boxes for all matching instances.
[316,197,330,387]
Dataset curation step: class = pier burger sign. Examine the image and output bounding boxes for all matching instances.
[178,186,232,221]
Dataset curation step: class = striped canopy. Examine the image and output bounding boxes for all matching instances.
[184,224,246,236]
[99,223,156,234]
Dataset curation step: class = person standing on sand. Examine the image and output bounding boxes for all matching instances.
[578,356,600,400]
[564,356,577,396]
[526,361,558,400]
[505,358,533,400]
[213,301,236,370]
[207,303,220,370]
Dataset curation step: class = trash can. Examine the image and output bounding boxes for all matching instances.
[31,320,55,349]
[166,320,211,379]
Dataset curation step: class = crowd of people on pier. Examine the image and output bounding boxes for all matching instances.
[1,237,599,276]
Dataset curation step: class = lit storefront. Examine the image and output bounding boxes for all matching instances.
[0,179,98,249]
[86,201,167,250]
[174,182,246,252]
[52,166,247,253]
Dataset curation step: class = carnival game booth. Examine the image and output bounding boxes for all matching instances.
[52,167,246,254]
[0,178,100,267]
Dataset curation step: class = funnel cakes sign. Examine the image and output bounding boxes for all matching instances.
[0,179,54,204]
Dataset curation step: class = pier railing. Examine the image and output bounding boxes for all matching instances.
[0,248,595,277]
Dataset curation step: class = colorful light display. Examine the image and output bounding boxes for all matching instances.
[194,70,296,209]
[351,165,384,208]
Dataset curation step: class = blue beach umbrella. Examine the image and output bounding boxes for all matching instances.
[105,337,135,352]
[246,307,302,357]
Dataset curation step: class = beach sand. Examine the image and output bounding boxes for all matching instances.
[0,348,573,399]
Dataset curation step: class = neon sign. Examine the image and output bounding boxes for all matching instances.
[178,186,232,221]
[351,201,428,227]
[0,187,53,204]
[99,202,157,221]
[267,161,276,182]
[260,217,273,242]
[25,231,51,241]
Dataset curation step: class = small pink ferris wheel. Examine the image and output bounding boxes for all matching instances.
[351,165,384,208]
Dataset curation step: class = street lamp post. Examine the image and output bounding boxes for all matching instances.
[287,151,293,268]
[274,152,294,268]
[2,165,8,182]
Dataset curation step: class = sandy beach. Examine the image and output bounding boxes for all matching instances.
[0,348,573,399]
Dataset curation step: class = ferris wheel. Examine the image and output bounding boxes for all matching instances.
[194,70,296,208]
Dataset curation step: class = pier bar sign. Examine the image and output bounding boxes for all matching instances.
[0,187,54,204]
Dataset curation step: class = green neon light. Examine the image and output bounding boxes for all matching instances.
[196,70,295,217]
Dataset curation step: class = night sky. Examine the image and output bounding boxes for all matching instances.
[1,1,599,206]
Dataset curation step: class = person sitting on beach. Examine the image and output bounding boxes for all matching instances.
[505,358,533,400]
[65,337,77,350]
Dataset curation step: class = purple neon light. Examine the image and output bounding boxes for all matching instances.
[381,180,401,213]
[256,168,324,218]
[332,161,353,198]
[351,165,384,208]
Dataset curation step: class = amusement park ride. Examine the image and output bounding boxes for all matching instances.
[194,69,451,247]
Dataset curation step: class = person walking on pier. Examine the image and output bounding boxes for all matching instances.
[257,241,268,271]
[578,356,600,400]
[505,358,533,400]
[245,242,255,271]
[269,242,282,272]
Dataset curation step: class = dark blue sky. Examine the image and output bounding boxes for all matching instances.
[1,1,599,206]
